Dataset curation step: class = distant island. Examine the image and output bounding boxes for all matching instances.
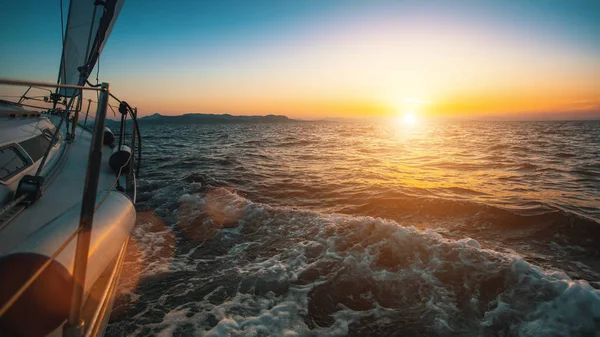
[129,113,298,124]
[103,113,600,128]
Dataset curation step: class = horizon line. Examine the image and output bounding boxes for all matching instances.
[122,111,600,123]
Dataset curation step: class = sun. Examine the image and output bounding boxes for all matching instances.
[402,112,417,126]
[394,97,428,127]
[396,111,419,127]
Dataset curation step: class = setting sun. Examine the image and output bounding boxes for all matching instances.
[399,112,418,127]
[396,98,426,127]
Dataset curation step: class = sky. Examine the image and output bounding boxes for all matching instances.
[1,0,599,119]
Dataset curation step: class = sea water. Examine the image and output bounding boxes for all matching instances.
[107,120,600,336]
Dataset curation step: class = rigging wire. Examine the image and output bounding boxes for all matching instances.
[59,0,65,81]
[108,103,117,116]
[55,0,68,102]
[123,103,142,177]
[59,0,65,49]
[35,0,78,178]
[96,55,100,105]
[96,55,100,86]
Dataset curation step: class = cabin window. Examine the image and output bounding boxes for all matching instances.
[18,133,53,163]
[0,144,32,182]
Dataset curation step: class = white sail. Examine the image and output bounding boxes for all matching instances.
[58,0,125,96]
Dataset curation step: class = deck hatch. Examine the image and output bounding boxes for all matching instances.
[0,144,32,182]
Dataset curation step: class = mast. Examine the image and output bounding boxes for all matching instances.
[57,0,125,98]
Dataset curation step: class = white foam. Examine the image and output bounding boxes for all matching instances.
[118,188,600,336]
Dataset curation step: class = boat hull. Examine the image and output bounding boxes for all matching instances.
[0,191,135,336]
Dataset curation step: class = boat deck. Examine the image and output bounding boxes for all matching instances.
[0,116,125,255]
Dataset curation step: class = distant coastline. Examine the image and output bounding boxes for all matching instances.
[106,112,600,126]
[130,113,300,124]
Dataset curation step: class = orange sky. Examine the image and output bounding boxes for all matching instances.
[3,1,600,120]
[103,28,599,119]
[102,6,600,120]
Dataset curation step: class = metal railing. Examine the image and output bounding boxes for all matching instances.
[18,85,54,104]
[0,78,137,337]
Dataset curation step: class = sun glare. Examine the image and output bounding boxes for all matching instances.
[395,97,427,127]
[396,111,419,127]
[402,112,417,126]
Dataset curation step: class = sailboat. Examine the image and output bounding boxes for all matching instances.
[0,0,140,336]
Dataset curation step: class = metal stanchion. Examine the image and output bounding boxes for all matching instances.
[63,82,109,337]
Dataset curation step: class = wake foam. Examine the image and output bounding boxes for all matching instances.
[109,188,600,336]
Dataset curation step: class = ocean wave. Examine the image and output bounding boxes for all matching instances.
[487,144,508,151]
[513,163,539,171]
[108,188,600,336]
[430,186,489,197]
[273,140,314,148]
[329,192,599,246]
[244,139,269,147]
[554,152,577,159]
[570,168,600,178]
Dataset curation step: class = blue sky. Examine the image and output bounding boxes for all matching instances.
[1,0,599,118]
